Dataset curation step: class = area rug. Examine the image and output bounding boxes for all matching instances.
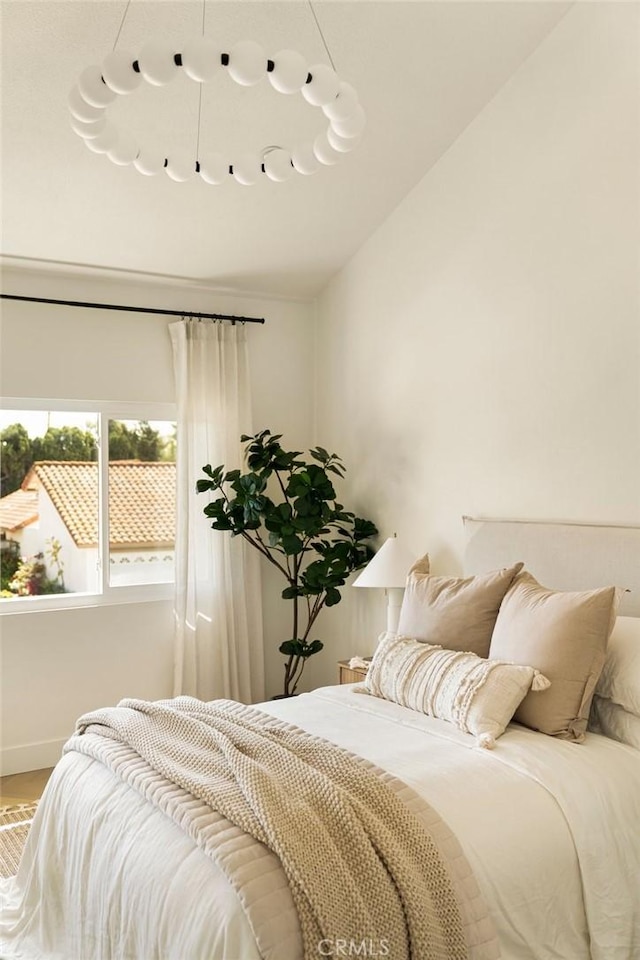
[0,802,38,878]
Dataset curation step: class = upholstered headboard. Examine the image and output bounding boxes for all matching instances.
[463,517,640,616]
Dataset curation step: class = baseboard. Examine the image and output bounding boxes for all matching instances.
[1,738,67,776]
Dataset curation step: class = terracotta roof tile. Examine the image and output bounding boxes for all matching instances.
[21,461,175,548]
[0,488,39,532]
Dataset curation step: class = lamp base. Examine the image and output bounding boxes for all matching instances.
[385,587,404,635]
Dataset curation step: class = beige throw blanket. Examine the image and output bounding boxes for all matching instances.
[67,697,470,960]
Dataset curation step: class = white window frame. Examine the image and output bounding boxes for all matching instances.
[0,397,176,614]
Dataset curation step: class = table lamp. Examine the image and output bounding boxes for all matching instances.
[352,534,417,633]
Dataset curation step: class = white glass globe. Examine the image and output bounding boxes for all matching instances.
[78,65,117,108]
[291,142,320,176]
[322,81,358,122]
[301,63,340,107]
[107,133,139,166]
[70,114,107,139]
[232,152,262,185]
[199,153,228,185]
[165,157,196,182]
[83,125,118,154]
[227,41,266,87]
[263,148,293,182]
[138,40,179,86]
[313,132,340,166]
[182,38,219,82]
[134,149,166,176]
[68,87,105,122]
[102,50,142,95]
[269,50,308,95]
[330,103,366,139]
[327,126,361,154]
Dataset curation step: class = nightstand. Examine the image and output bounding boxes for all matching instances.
[338,658,371,684]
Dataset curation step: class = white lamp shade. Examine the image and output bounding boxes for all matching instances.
[227,41,266,86]
[70,114,107,139]
[83,124,118,154]
[322,81,358,122]
[331,103,366,139]
[327,127,361,154]
[352,537,416,589]
[107,132,139,166]
[68,87,105,122]
[313,132,341,166]
[232,152,262,185]
[291,141,320,176]
[78,65,117,108]
[181,38,220,82]
[134,148,166,176]
[263,148,293,182]
[165,157,196,182]
[138,40,179,86]
[269,50,308,94]
[102,50,142,94]
[302,63,340,107]
[199,153,228,184]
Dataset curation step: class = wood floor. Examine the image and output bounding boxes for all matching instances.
[0,768,53,806]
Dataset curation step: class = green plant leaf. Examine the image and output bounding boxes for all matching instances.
[281,586,302,600]
[282,534,304,555]
[279,639,305,656]
[325,587,342,606]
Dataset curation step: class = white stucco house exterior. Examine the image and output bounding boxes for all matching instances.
[0,461,175,594]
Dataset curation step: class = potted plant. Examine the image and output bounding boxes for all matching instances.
[197,429,377,696]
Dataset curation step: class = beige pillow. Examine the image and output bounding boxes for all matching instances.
[364,631,549,749]
[589,696,640,750]
[397,562,524,657]
[489,572,619,742]
[595,616,640,716]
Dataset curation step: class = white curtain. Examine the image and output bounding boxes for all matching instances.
[170,319,265,703]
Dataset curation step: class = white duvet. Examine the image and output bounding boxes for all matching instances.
[2,683,639,960]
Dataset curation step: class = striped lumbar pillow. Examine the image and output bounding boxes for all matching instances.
[364,632,549,749]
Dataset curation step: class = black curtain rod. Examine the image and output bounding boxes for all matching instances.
[0,294,265,325]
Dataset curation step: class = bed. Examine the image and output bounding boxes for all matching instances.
[2,520,639,960]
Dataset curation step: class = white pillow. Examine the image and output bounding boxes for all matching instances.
[364,631,549,749]
[589,696,640,750]
[595,616,640,716]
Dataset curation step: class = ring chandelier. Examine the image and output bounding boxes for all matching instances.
[68,39,366,185]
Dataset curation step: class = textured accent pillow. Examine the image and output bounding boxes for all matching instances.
[595,616,640,717]
[489,572,619,742]
[397,562,524,657]
[364,631,549,749]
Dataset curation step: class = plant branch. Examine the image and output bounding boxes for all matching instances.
[240,531,291,580]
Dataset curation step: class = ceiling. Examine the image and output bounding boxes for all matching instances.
[0,0,571,300]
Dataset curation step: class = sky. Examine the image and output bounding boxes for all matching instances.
[0,411,174,438]
[0,411,97,437]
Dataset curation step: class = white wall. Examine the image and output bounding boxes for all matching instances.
[312,3,640,676]
[0,265,315,772]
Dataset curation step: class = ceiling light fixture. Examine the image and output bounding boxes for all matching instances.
[68,8,366,186]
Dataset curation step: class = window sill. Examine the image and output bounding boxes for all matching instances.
[0,582,174,615]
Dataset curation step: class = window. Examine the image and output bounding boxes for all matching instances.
[0,400,176,610]
[108,419,176,587]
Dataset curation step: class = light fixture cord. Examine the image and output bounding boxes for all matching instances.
[112,0,132,51]
[308,1,336,71]
[195,0,206,161]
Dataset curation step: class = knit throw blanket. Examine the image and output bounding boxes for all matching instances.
[66,697,470,960]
